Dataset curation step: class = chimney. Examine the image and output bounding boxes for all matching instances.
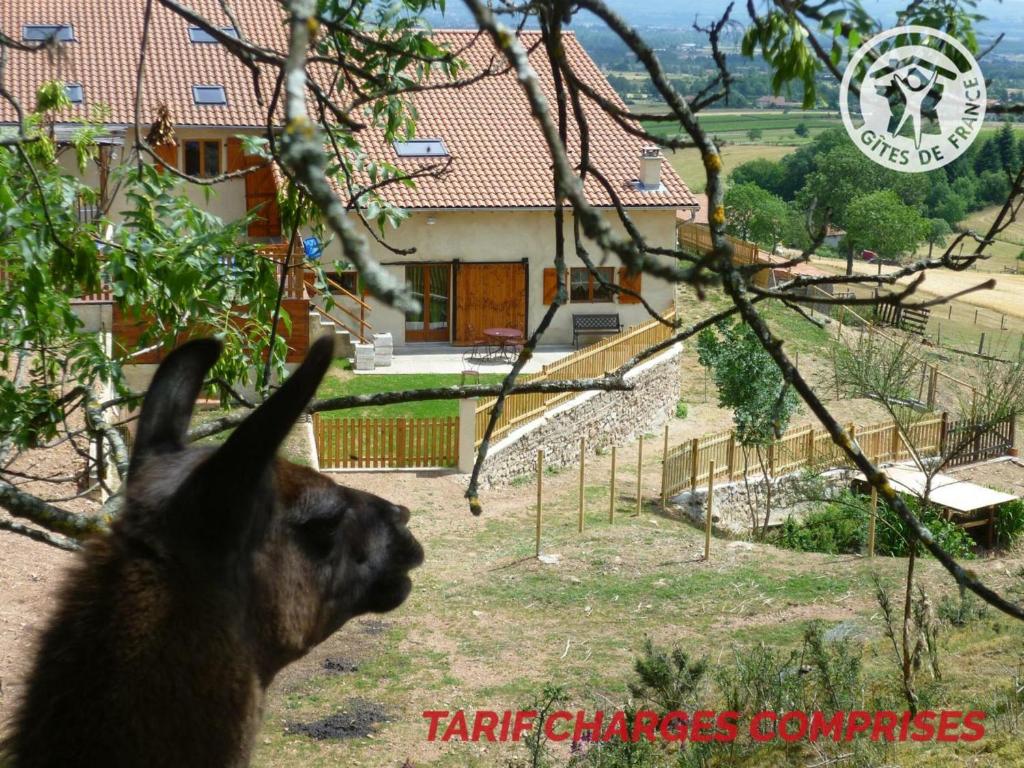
[638,146,662,191]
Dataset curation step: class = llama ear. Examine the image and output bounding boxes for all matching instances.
[129,338,222,475]
[202,334,334,500]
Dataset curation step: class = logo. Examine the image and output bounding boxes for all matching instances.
[839,25,986,173]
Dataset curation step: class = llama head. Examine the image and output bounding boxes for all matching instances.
[119,336,423,674]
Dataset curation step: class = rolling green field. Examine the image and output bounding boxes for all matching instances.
[664,142,796,193]
[640,108,842,146]
[916,205,1024,275]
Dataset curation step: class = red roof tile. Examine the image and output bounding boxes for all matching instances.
[0,4,696,210]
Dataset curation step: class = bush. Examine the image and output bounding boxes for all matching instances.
[937,590,989,627]
[675,401,688,419]
[774,491,976,559]
[874,496,975,560]
[996,499,1024,546]
[777,501,865,554]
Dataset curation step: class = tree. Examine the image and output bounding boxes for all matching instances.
[697,321,799,537]
[797,145,885,272]
[844,191,927,263]
[793,122,809,138]
[993,121,1021,173]
[746,127,764,141]
[728,158,786,197]
[925,218,952,259]
[724,183,789,249]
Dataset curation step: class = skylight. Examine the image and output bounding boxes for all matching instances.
[188,26,239,43]
[192,85,227,106]
[65,84,84,104]
[22,24,75,43]
[393,139,448,158]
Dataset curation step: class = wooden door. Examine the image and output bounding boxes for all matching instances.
[405,263,452,342]
[454,262,527,344]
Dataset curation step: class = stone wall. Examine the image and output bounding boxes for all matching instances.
[669,467,856,537]
[476,344,682,487]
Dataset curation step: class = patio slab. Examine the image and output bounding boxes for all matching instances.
[352,345,575,375]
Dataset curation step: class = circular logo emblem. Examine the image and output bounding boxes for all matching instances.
[839,25,986,173]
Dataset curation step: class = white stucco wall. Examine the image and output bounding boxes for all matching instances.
[320,207,680,347]
[57,126,255,230]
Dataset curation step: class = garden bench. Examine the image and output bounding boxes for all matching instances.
[572,313,621,348]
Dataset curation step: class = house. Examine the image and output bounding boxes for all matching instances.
[1,2,698,353]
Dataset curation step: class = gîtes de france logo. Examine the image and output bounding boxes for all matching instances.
[839,25,986,173]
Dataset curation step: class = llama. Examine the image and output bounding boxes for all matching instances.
[4,336,424,767]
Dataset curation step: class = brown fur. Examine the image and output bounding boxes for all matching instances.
[3,338,423,767]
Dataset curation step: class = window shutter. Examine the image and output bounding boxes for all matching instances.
[153,142,177,173]
[618,267,642,304]
[226,136,247,172]
[542,267,558,305]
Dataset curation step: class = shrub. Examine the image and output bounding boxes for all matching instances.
[996,499,1024,546]
[675,401,688,420]
[874,496,975,560]
[937,590,989,627]
[776,499,865,555]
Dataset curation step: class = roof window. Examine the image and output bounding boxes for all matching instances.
[22,24,75,43]
[65,84,84,104]
[188,26,239,43]
[393,139,448,157]
[192,85,227,106]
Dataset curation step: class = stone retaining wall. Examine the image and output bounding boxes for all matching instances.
[476,344,682,487]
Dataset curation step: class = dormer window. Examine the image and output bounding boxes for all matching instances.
[393,139,448,157]
[192,85,227,106]
[65,84,84,104]
[22,24,75,43]
[188,26,239,43]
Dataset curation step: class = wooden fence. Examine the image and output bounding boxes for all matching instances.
[663,414,948,498]
[474,308,677,448]
[945,414,1016,468]
[677,222,769,287]
[313,414,459,469]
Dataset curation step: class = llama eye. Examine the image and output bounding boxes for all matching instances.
[293,515,341,556]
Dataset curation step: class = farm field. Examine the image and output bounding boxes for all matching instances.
[640,109,841,144]
[914,205,1024,275]
[664,142,795,194]
[812,257,1024,322]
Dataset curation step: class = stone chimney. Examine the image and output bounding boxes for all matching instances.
[638,146,662,190]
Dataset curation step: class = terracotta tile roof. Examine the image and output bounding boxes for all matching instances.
[0,0,282,128]
[0,4,696,210]
[363,30,697,210]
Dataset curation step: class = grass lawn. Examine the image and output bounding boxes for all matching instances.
[316,363,504,419]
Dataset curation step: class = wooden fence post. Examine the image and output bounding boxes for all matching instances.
[806,427,815,469]
[609,446,617,524]
[940,411,949,455]
[890,418,901,462]
[868,485,877,558]
[578,437,586,533]
[661,424,670,510]
[636,435,644,516]
[978,332,986,356]
[726,431,736,481]
[396,419,406,467]
[689,437,699,493]
[704,460,715,561]
[536,449,543,557]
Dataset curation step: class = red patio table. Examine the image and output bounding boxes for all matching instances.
[483,327,524,362]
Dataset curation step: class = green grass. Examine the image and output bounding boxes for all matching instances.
[315,364,504,418]
[664,143,797,193]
